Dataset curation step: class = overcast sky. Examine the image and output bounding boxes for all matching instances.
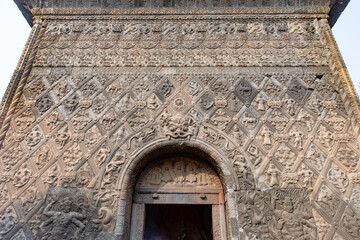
[0,1,359,101]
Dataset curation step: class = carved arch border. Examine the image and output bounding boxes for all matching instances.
[113,138,241,239]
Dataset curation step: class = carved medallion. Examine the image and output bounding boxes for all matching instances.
[234,79,258,107]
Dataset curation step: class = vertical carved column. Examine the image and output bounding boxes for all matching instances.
[0,18,44,147]
[212,204,227,240]
[130,203,146,240]
[315,18,360,144]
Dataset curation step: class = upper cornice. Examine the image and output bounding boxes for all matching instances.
[14,0,350,27]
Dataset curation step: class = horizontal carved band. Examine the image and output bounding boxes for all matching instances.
[24,0,331,9]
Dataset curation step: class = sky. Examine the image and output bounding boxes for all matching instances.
[0,1,359,101]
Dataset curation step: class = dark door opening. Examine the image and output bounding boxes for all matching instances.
[144,204,213,240]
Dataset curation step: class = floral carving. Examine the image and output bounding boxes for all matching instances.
[15,109,35,131]
[36,93,53,113]
[45,111,63,132]
[54,127,71,149]
[25,126,43,147]
[210,109,231,131]
[20,185,42,214]
[1,144,23,170]
[63,143,83,167]
[0,206,18,238]
[13,164,32,188]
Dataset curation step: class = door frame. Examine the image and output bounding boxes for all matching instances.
[130,189,227,240]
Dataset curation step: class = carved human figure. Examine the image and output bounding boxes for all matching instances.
[149,167,162,185]
[97,147,110,167]
[185,162,197,184]
[161,162,173,183]
[261,128,272,145]
[267,164,279,187]
[297,111,313,131]
[342,210,360,238]
[197,168,209,186]
[233,155,254,188]
[234,156,246,175]
[308,98,323,115]
[317,129,333,148]
[101,153,125,188]
[40,198,85,240]
[328,165,349,192]
[274,197,316,239]
[43,165,58,186]
[119,94,132,114]
[257,95,266,111]
[186,80,201,96]
[232,125,243,145]
[227,93,239,113]
[317,187,337,216]
[147,94,159,111]
[283,98,295,115]
[300,165,313,190]
[248,145,262,167]
[173,161,185,184]
[306,145,325,170]
[291,130,304,149]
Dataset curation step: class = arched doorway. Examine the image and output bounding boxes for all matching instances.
[130,156,227,239]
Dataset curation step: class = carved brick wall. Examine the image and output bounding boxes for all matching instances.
[0,11,359,240]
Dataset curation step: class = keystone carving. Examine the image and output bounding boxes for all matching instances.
[160,111,197,139]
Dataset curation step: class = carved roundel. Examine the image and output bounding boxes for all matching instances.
[136,157,222,190]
